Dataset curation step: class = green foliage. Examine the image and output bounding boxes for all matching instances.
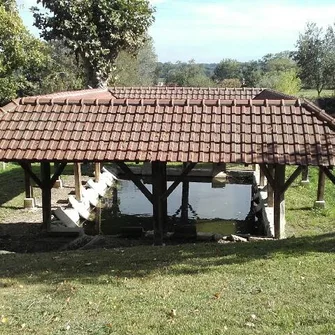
[35,40,86,94]
[241,61,263,87]
[113,37,157,86]
[165,60,216,87]
[258,69,301,95]
[32,0,155,88]
[213,59,241,82]
[294,22,335,96]
[0,4,48,105]
[219,78,241,88]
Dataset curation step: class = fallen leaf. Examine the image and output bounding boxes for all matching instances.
[168,309,177,318]
[213,292,221,299]
[245,322,255,328]
[1,316,8,324]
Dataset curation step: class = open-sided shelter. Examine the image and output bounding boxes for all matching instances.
[0,88,334,244]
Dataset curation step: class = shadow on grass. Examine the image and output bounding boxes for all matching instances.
[0,231,334,285]
[0,165,26,206]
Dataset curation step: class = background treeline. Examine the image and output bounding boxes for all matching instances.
[1,0,334,106]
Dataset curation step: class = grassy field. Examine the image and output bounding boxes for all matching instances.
[0,164,335,334]
[298,89,335,99]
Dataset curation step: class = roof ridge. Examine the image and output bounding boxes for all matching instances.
[17,97,301,108]
[0,99,20,115]
[301,98,335,132]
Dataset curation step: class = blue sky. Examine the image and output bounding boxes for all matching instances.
[17,0,335,63]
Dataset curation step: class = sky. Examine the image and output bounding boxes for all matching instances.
[17,0,335,63]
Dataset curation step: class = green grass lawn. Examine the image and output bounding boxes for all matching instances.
[298,89,335,99]
[0,164,334,334]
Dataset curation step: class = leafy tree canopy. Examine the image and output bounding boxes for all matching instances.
[294,22,335,96]
[0,3,47,105]
[32,0,155,88]
[213,59,241,82]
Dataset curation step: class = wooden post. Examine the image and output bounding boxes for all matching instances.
[74,163,82,202]
[267,164,274,207]
[95,162,101,182]
[152,161,167,245]
[315,167,326,208]
[273,164,286,239]
[259,166,265,187]
[53,162,63,188]
[301,166,309,185]
[181,181,189,223]
[24,162,35,209]
[41,162,52,231]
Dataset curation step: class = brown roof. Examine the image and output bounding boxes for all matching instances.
[34,88,115,100]
[109,87,264,100]
[0,97,334,166]
[253,89,297,100]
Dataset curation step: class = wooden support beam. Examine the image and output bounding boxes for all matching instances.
[301,166,309,183]
[320,166,335,185]
[24,162,33,198]
[281,166,304,195]
[162,163,196,200]
[273,164,286,239]
[259,166,265,187]
[259,164,275,189]
[50,162,67,188]
[41,162,52,231]
[152,161,167,245]
[315,167,326,208]
[265,164,275,207]
[95,162,101,182]
[74,163,82,201]
[116,161,153,204]
[19,162,42,188]
[181,181,190,223]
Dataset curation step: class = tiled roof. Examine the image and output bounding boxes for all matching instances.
[0,97,334,166]
[109,87,264,99]
[35,88,115,100]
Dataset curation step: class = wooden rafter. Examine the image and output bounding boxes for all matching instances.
[49,162,67,188]
[162,163,197,200]
[320,166,335,185]
[19,161,42,188]
[115,162,153,204]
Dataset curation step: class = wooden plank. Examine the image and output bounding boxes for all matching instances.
[24,162,33,198]
[162,163,197,200]
[274,164,285,239]
[74,163,82,201]
[95,162,101,182]
[115,162,153,204]
[317,167,326,202]
[41,162,52,231]
[281,165,304,195]
[19,161,42,188]
[320,166,335,185]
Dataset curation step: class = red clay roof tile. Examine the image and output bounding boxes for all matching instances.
[0,96,334,165]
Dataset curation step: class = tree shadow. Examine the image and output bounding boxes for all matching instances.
[1,231,334,286]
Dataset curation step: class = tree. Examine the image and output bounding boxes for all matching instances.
[165,60,215,87]
[294,22,335,96]
[240,61,262,87]
[0,3,47,105]
[113,37,157,86]
[32,0,155,88]
[213,59,241,82]
[258,69,301,95]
